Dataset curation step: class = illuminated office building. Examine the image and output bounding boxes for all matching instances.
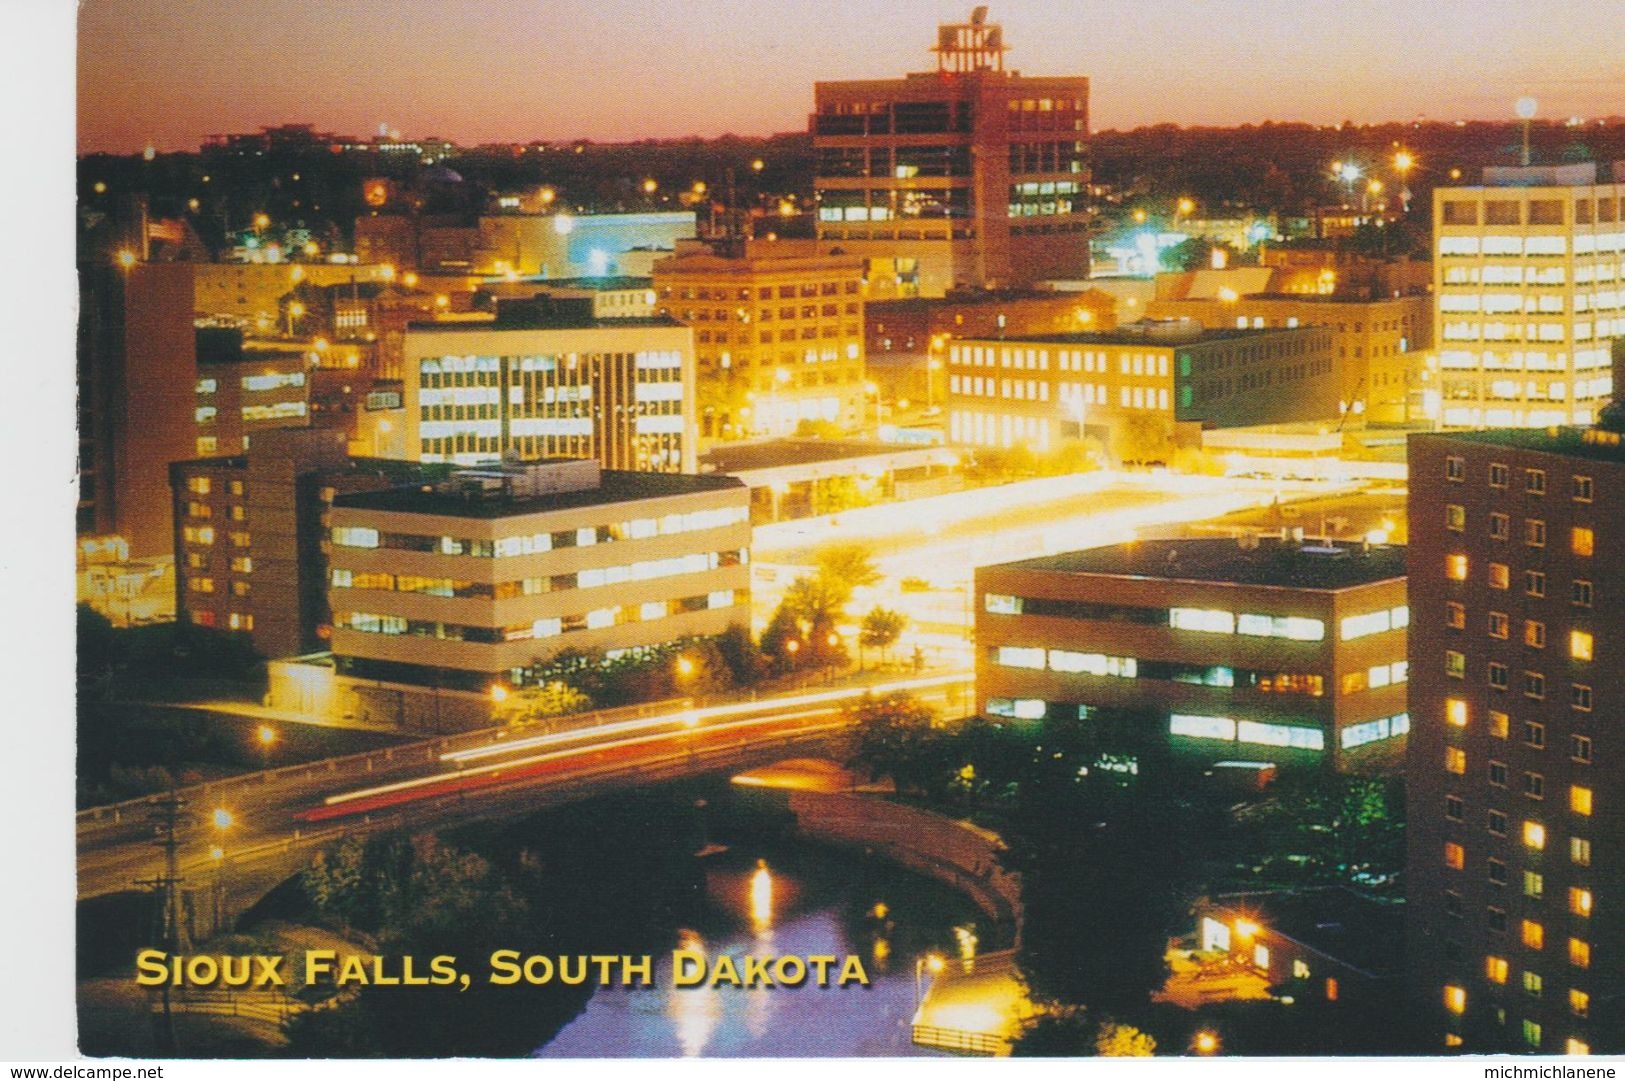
[1432,162,1624,428]
[976,537,1410,774]
[811,8,1091,297]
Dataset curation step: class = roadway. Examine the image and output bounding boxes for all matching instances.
[749,469,1365,664]
[76,672,973,905]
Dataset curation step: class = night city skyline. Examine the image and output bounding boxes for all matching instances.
[42,0,1625,1066]
[78,0,1625,153]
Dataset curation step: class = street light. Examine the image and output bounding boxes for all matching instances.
[212,808,234,831]
[115,249,138,270]
[255,725,277,767]
[252,213,270,231]
[914,952,945,1008]
[1194,1030,1220,1055]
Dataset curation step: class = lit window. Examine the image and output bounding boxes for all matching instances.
[1524,870,1544,899]
[1445,651,1466,678]
[1524,822,1546,850]
[1489,611,1509,638]
[1567,630,1593,661]
[1521,920,1545,950]
[1485,956,1508,984]
[1523,971,1543,998]
[1569,938,1590,968]
[1524,621,1546,648]
[996,646,1046,670]
[1489,711,1509,739]
[1445,747,1467,774]
[1446,699,1468,727]
[1445,842,1465,870]
[1571,527,1594,557]
[1447,602,1466,629]
[1522,1020,1541,1050]
[1571,786,1592,816]
[1447,554,1468,581]
[1489,563,1510,590]
[1567,1039,1590,1056]
[1571,837,1592,866]
[1446,504,1466,531]
[1445,1034,1464,1048]
[1569,888,1592,918]
[1444,985,1466,1014]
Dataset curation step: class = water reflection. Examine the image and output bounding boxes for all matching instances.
[667,930,720,1057]
[537,844,980,1058]
[749,859,773,935]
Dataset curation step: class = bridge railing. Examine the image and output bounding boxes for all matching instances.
[76,697,691,833]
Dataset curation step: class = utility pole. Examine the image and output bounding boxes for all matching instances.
[135,790,191,1055]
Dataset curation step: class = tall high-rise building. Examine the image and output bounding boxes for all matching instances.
[1407,426,1623,1054]
[1432,162,1624,429]
[652,238,867,439]
[78,262,199,558]
[401,300,698,472]
[811,8,1090,298]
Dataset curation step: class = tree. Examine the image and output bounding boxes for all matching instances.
[1095,1021,1157,1056]
[1112,414,1172,464]
[858,606,908,668]
[781,573,849,629]
[494,681,591,726]
[815,542,880,601]
[848,692,944,794]
[760,605,808,673]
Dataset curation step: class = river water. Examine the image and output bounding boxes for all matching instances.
[537,840,982,1057]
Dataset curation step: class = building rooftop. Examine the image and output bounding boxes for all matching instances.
[332,467,744,519]
[955,323,1310,348]
[1414,426,1625,465]
[1211,888,1402,978]
[535,276,654,291]
[700,437,928,473]
[993,537,1406,591]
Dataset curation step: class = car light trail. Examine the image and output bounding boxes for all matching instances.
[305,706,845,819]
[441,670,970,765]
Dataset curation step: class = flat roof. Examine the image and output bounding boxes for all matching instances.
[1210,888,1401,978]
[536,276,653,290]
[332,468,744,519]
[404,313,683,332]
[700,437,930,473]
[956,325,1309,348]
[992,537,1406,591]
[1413,426,1625,465]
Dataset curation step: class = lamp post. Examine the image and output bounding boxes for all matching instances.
[210,808,234,934]
[914,952,945,1010]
